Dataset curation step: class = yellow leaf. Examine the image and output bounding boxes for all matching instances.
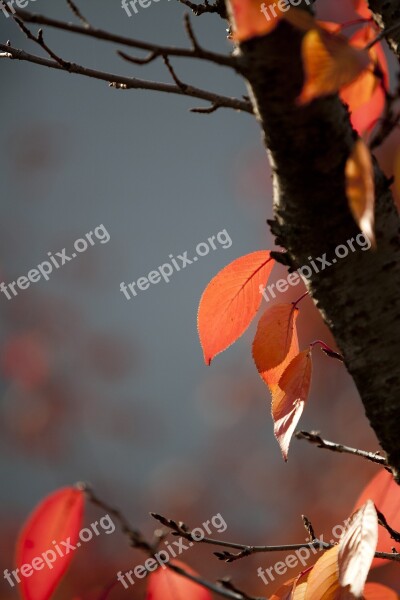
[298,29,371,105]
[345,140,375,246]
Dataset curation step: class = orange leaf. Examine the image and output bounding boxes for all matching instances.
[146,561,212,600]
[252,303,299,394]
[345,139,375,245]
[272,348,312,460]
[340,26,389,135]
[304,547,355,600]
[353,0,371,19]
[16,487,85,600]
[292,569,312,600]
[298,28,371,105]
[198,251,274,365]
[304,546,341,600]
[338,500,378,598]
[364,583,399,600]
[227,0,284,42]
[353,470,400,567]
[270,577,297,600]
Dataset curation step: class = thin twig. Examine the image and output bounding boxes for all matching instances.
[81,485,258,600]
[11,8,237,70]
[150,511,400,564]
[0,44,253,115]
[65,0,90,28]
[376,508,400,544]
[177,0,227,18]
[296,431,390,468]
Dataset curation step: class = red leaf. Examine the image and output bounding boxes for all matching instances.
[352,0,371,19]
[272,348,312,460]
[340,26,389,135]
[364,583,399,600]
[252,303,299,394]
[16,487,85,600]
[146,562,212,600]
[353,470,400,567]
[198,251,274,364]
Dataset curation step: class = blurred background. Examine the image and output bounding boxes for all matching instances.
[0,0,399,597]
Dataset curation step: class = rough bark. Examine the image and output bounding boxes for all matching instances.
[234,6,400,480]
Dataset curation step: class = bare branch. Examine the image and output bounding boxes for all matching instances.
[150,511,400,563]
[177,0,227,18]
[65,0,90,28]
[11,8,238,70]
[296,431,390,468]
[0,44,253,115]
[376,508,400,543]
[81,485,259,600]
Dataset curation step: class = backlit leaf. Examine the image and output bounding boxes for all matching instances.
[252,303,299,395]
[345,139,375,245]
[198,251,274,365]
[272,348,312,460]
[338,500,378,598]
[298,28,371,105]
[353,0,371,19]
[146,561,212,600]
[340,26,389,135]
[364,583,399,600]
[227,0,285,42]
[304,546,341,600]
[16,487,85,600]
[353,470,400,567]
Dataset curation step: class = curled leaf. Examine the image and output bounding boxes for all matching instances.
[198,251,274,365]
[252,303,299,394]
[338,500,378,598]
[272,348,312,460]
[353,470,400,567]
[345,139,375,245]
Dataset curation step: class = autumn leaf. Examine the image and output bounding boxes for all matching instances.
[298,28,371,105]
[338,500,378,598]
[353,470,400,567]
[146,561,212,600]
[270,577,297,600]
[304,546,341,600]
[352,0,371,19]
[364,583,400,600]
[252,303,299,394]
[292,569,312,600]
[227,0,286,42]
[272,348,312,460]
[16,487,85,600]
[345,139,375,245]
[270,570,311,600]
[340,26,389,135]
[198,251,274,365]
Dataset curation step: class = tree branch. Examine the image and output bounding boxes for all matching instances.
[11,7,237,70]
[0,44,253,114]
[150,511,400,563]
[295,431,390,468]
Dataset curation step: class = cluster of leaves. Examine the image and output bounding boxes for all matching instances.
[228,0,391,244]
[14,469,400,600]
[199,250,325,459]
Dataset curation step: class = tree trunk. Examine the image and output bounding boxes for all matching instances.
[234,6,400,480]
